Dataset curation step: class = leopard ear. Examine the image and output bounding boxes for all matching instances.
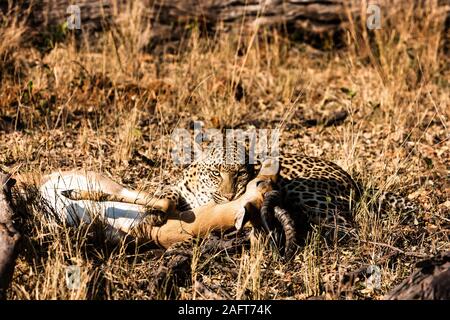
[234,207,246,230]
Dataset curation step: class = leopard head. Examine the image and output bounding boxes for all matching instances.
[181,141,254,207]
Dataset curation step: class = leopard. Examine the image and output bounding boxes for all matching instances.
[275,152,417,238]
[62,141,254,226]
[62,141,417,236]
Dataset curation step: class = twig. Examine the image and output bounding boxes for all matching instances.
[362,240,428,258]
[0,173,21,299]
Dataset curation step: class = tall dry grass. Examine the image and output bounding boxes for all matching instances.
[0,1,448,299]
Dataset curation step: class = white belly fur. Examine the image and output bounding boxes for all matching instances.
[39,172,145,233]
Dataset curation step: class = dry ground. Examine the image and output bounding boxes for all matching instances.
[0,2,449,299]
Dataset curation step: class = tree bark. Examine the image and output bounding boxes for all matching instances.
[2,1,353,39]
[1,1,448,49]
[384,251,450,300]
[0,173,19,300]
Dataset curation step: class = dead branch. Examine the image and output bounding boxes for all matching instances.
[4,1,447,48]
[384,251,450,300]
[0,173,20,299]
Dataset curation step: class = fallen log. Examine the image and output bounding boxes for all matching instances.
[384,251,450,300]
[0,173,20,299]
[2,1,357,39]
[3,1,448,49]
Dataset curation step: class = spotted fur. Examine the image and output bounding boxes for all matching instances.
[277,153,361,229]
[174,141,253,210]
[274,152,417,232]
[62,142,417,232]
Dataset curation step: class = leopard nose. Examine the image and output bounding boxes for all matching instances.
[223,193,235,201]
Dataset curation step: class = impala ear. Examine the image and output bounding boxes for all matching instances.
[1,173,15,193]
[234,207,246,230]
[256,157,279,185]
[259,157,279,176]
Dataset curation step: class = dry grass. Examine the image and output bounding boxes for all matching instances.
[0,1,448,299]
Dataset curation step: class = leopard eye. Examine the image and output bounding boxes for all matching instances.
[211,170,221,177]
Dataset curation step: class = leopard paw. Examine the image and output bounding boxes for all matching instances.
[143,206,168,226]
